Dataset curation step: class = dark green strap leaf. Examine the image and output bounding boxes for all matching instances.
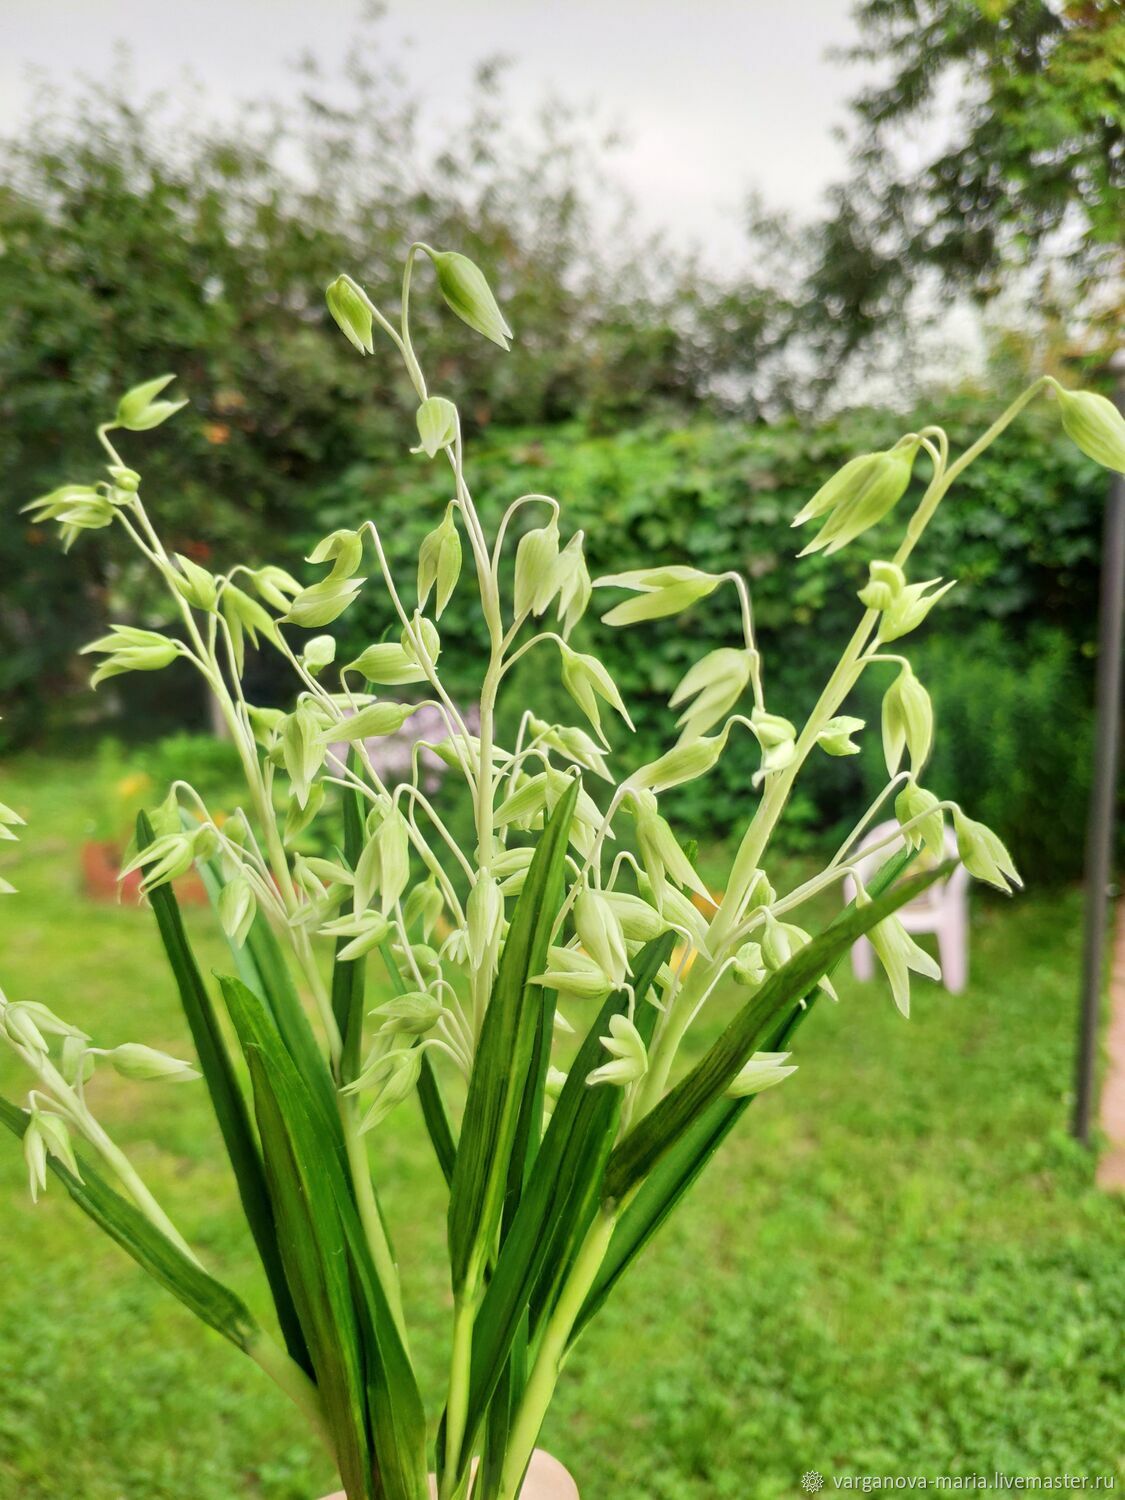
[333,770,368,1083]
[416,1047,457,1188]
[447,779,580,1293]
[602,859,952,1204]
[0,1094,257,1351]
[224,976,428,1500]
[461,933,675,1465]
[136,811,311,1375]
[578,848,923,1331]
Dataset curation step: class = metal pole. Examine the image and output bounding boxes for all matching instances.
[1073,368,1125,1144]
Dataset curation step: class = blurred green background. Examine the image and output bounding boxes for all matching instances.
[0,2,1122,1495]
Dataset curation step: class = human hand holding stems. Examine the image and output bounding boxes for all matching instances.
[4,242,1125,1500]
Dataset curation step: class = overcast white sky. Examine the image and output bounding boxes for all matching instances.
[0,0,873,261]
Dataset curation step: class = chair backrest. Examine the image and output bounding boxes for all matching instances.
[843,819,968,911]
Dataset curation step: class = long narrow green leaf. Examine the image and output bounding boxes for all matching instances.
[0,1095,258,1351]
[461,933,674,1464]
[243,914,337,1116]
[416,1048,457,1187]
[333,767,368,1082]
[196,848,337,1119]
[224,975,428,1500]
[245,1048,374,1500]
[447,779,580,1292]
[602,859,952,1204]
[136,812,311,1374]
[578,848,924,1331]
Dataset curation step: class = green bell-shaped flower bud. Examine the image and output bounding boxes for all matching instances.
[329,702,414,743]
[426,248,512,349]
[34,1109,82,1180]
[282,700,326,808]
[403,877,444,941]
[528,717,611,781]
[555,532,592,637]
[23,1115,48,1203]
[307,528,364,580]
[559,644,633,735]
[326,273,376,355]
[895,780,945,860]
[22,483,115,535]
[417,502,462,618]
[586,1013,648,1088]
[602,891,666,942]
[221,584,280,673]
[218,876,257,949]
[629,788,710,903]
[370,990,443,1037]
[284,577,365,629]
[114,374,188,432]
[631,722,732,795]
[108,1042,200,1082]
[415,396,459,458]
[868,913,941,1017]
[533,946,614,1002]
[403,614,441,670]
[881,664,933,776]
[515,518,562,618]
[319,909,393,961]
[952,809,1022,893]
[573,886,630,987]
[749,708,797,786]
[376,808,411,916]
[816,714,865,757]
[300,635,336,676]
[797,441,919,557]
[726,1050,796,1098]
[80,625,182,689]
[118,830,196,893]
[596,565,720,626]
[347,642,428,687]
[1051,381,1125,474]
[792,453,881,526]
[350,1048,423,1133]
[858,560,906,612]
[170,553,218,612]
[465,873,503,970]
[879,578,955,643]
[731,941,768,988]
[670,647,754,741]
[249,564,303,613]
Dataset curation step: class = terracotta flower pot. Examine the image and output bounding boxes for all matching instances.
[320,1448,578,1500]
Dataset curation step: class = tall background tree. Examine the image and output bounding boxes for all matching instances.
[807,0,1123,375]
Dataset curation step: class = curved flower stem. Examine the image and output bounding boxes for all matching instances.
[637,378,1049,1118]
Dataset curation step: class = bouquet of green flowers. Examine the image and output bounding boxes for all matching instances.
[4,242,1123,1500]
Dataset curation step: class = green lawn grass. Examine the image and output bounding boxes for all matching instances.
[0,757,1122,1499]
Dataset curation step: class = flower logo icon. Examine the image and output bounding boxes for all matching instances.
[801,1473,825,1494]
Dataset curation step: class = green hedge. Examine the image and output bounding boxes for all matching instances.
[306,395,1104,876]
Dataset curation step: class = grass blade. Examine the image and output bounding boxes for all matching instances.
[333,769,368,1081]
[461,933,675,1461]
[0,1094,258,1351]
[136,811,311,1374]
[223,974,428,1500]
[602,859,952,1205]
[577,848,922,1331]
[447,779,579,1293]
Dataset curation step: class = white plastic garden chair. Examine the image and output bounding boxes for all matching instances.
[844,820,970,993]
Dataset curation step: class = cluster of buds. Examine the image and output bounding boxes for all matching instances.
[10,244,1125,1176]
